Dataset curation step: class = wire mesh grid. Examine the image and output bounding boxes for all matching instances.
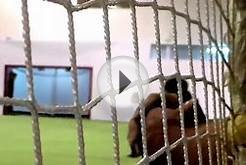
[0,0,236,165]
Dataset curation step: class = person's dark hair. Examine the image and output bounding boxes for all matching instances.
[165,78,188,93]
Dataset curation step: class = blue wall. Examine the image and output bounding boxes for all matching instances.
[12,67,91,113]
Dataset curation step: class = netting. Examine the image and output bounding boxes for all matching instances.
[0,0,241,164]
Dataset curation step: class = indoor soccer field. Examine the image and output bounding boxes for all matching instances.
[0,116,139,165]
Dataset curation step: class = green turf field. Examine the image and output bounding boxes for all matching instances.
[0,116,140,165]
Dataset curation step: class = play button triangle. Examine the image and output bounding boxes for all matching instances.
[119,70,131,94]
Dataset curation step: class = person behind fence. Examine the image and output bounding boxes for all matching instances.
[145,101,226,165]
[127,78,206,157]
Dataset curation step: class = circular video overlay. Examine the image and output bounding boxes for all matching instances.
[97,56,149,108]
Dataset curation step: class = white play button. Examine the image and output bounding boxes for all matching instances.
[97,56,149,108]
